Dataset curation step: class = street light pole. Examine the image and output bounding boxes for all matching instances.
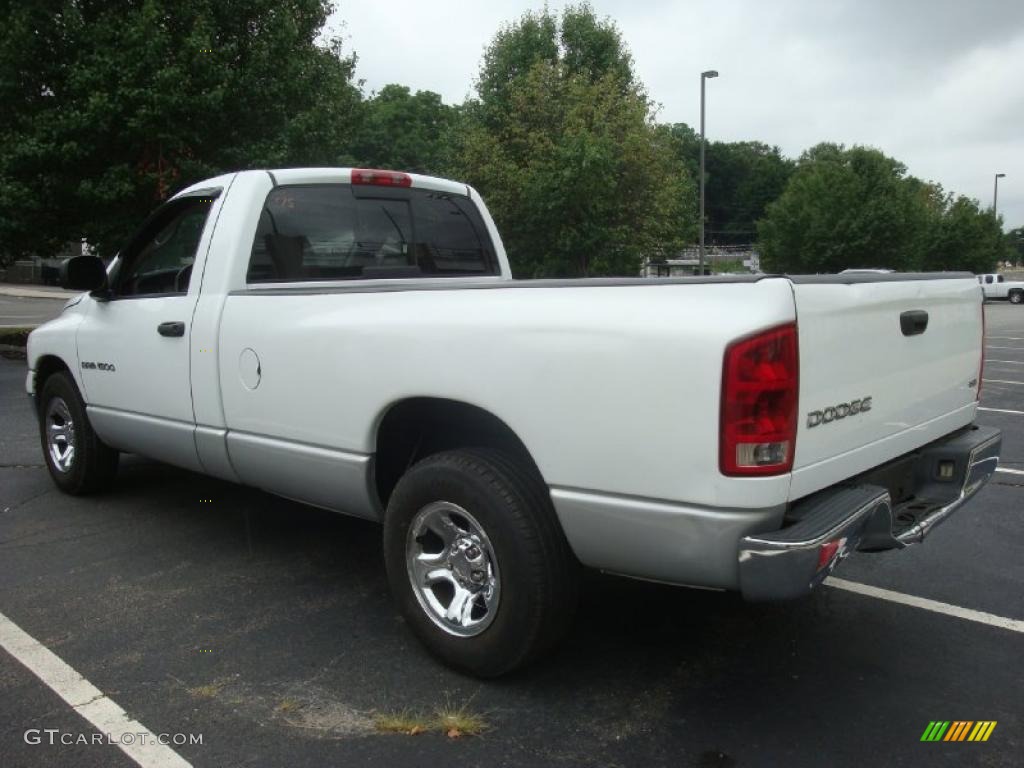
[699,70,718,276]
[994,173,1006,218]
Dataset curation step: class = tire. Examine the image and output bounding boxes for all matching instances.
[383,448,578,677]
[1009,290,1023,305]
[38,371,119,494]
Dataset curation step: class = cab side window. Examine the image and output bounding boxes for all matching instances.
[985,275,994,284]
[117,197,215,297]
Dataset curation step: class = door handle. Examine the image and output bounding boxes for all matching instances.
[900,310,928,336]
[157,321,185,338]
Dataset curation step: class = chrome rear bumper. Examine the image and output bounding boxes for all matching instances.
[738,424,1001,600]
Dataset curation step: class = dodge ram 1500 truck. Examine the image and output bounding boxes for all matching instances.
[27,168,1001,676]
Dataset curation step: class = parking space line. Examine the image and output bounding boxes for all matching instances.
[986,345,1024,350]
[979,407,1024,415]
[986,359,1024,365]
[982,379,1024,386]
[996,467,1024,476]
[986,336,1024,340]
[825,578,1024,633]
[0,610,192,768]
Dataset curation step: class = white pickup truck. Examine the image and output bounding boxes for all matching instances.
[28,168,1001,676]
[978,273,1024,304]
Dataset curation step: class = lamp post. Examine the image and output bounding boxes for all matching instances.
[699,69,718,276]
[994,173,1006,218]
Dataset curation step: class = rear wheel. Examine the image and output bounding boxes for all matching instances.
[383,448,578,677]
[38,371,119,494]
[1009,290,1023,305]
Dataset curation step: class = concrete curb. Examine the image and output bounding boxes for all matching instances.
[0,286,78,300]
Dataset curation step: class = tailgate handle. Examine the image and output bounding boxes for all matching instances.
[900,310,929,336]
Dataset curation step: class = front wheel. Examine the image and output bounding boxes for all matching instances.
[38,371,119,494]
[383,448,578,677]
[1009,290,1023,305]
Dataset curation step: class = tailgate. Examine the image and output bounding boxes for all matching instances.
[788,274,983,500]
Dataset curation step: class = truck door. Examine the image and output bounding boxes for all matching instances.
[983,274,994,298]
[75,190,223,471]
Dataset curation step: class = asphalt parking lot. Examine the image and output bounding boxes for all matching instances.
[0,291,72,327]
[1,303,1022,768]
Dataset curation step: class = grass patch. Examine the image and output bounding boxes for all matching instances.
[435,703,489,737]
[188,682,223,699]
[374,710,432,735]
[373,704,489,738]
[0,327,33,347]
[276,698,300,713]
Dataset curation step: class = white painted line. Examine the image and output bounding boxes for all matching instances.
[996,467,1024,476]
[986,359,1024,365]
[982,378,1024,386]
[987,336,1024,340]
[986,345,1024,350]
[825,578,1024,634]
[978,406,1024,415]
[0,610,192,768]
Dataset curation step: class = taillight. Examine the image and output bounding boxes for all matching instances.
[351,169,412,187]
[816,538,846,571]
[720,323,799,476]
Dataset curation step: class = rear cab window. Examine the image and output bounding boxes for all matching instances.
[246,184,498,283]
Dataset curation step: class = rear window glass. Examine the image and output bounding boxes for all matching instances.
[247,185,498,282]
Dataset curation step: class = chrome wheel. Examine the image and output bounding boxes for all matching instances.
[406,501,500,638]
[45,397,76,473]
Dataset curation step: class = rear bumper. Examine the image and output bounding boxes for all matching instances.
[738,424,1001,600]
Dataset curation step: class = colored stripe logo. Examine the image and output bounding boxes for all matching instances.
[920,721,997,742]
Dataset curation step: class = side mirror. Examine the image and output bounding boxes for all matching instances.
[60,256,109,296]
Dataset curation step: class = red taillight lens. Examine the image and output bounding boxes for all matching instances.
[351,169,412,187]
[720,323,799,476]
[816,538,844,572]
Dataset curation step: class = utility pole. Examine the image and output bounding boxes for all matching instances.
[994,173,1006,218]
[699,70,718,276]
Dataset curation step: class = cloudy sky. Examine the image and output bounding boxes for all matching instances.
[331,0,1023,230]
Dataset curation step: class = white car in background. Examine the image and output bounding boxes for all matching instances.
[978,273,1024,304]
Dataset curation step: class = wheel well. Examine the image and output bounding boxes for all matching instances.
[374,398,543,508]
[33,356,72,413]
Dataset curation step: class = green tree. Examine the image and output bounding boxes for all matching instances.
[704,141,793,246]
[1006,226,1024,266]
[757,144,929,273]
[349,84,457,175]
[665,126,793,246]
[0,0,361,262]
[455,4,695,277]
[922,195,1007,274]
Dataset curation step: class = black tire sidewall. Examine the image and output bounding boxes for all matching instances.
[383,452,553,677]
[38,372,105,494]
